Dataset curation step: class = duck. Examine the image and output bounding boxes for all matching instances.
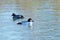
[12,13,24,21]
[17,18,33,27]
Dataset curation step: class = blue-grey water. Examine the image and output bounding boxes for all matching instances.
[0,0,60,40]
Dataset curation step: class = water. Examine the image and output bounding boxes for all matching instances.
[0,0,60,40]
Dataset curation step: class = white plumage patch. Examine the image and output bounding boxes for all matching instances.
[28,22,33,27]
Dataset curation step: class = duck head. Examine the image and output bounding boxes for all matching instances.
[12,13,16,16]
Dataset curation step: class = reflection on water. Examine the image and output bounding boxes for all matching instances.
[0,0,60,40]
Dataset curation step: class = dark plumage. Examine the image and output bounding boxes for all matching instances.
[27,18,32,22]
[12,13,24,21]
